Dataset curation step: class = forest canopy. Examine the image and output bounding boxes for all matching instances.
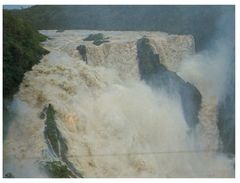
[10,5,234,51]
[3,10,48,97]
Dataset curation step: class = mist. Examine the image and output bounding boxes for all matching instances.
[3,5,235,177]
[177,6,235,154]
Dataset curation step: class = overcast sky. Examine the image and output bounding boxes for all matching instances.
[3,5,32,9]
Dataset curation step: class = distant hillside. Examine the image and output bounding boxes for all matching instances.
[11,5,234,51]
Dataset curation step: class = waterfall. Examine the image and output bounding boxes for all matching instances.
[3,30,234,177]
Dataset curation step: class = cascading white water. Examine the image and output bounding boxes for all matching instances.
[3,30,234,177]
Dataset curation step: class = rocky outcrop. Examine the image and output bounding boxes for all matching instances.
[42,104,83,178]
[76,45,88,63]
[56,29,65,33]
[137,37,201,128]
[83,33,110,46]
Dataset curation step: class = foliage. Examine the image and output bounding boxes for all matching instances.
[43,104,83,178]
[10,5,233,50]
[44,104,62,156]
[40,161,74,178]
[3,10,49,97]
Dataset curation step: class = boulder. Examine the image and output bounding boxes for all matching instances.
[76,45,87,63]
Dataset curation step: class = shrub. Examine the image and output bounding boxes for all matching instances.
[40,161,74,178]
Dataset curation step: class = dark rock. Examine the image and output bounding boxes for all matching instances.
[217,66,235,155]
[180,82,202,129]
[137,37,202,129]
[39,111,45,119]
[56,29,64,33]
[83,33,104,41]
[83,33,110,46]
[5,172,15,178]
[93,39,110,46]
[137,37,166,79]
[76,45,87,63]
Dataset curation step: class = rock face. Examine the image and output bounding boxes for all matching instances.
[217,98,235,155]
[137,37,161,78]
[137,37,201,128]
[43,104,83,178]
[76,45,88,63]
[217,68,235,155]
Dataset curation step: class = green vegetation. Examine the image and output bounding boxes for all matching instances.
[3,10,49,98]
[40,161,75,178]
[10,5,233,51]
[43,104,83,178]
[44,104,63,156]
[83,33,110,46]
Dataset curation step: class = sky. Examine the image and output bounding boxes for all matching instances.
[3,5,32,9]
